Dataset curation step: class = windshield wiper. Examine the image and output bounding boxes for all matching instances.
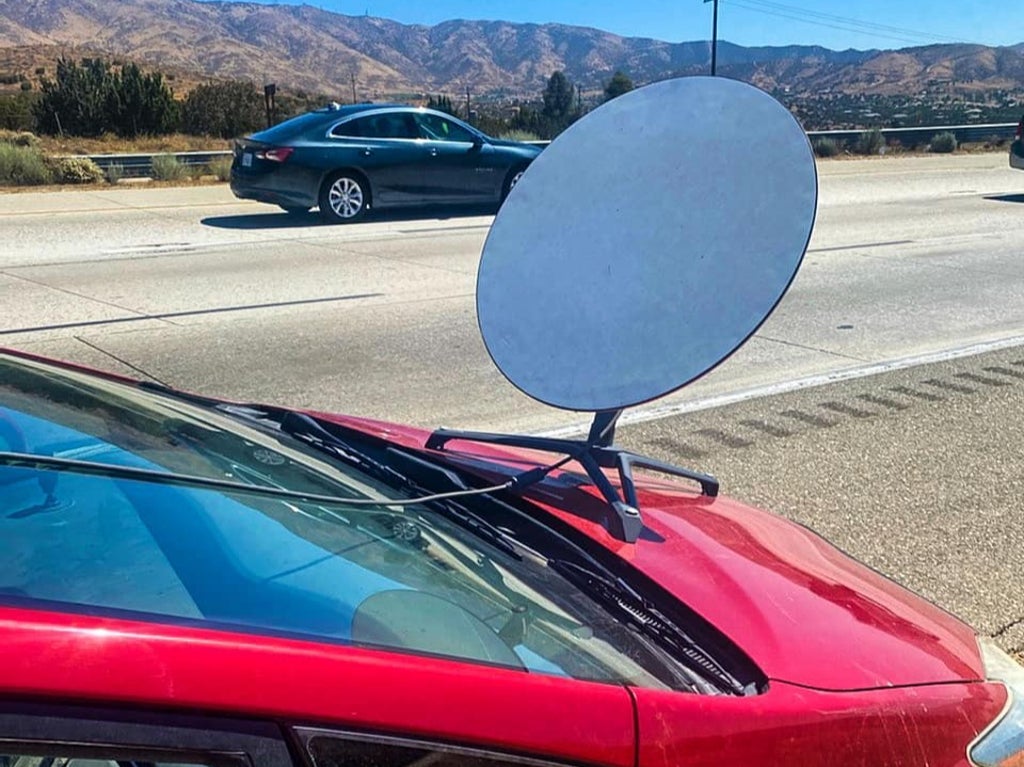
[548,558,748,695]
[273,412,523,560]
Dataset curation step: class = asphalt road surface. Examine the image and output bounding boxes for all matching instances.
[1,152,1022,652]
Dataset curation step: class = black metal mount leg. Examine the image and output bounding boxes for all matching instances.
[424,411,718,544]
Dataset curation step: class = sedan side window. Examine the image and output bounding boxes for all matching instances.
[1,755,219,767]
[416,114,477,143]
[333,114,418,140]
[297,729,568,767]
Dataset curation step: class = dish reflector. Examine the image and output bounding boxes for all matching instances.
[477,76,817,412]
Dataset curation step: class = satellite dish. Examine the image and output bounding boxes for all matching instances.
[476,76,817,412]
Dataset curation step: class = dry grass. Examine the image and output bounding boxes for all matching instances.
[36,133,232,155]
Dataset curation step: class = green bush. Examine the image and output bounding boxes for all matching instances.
[150,153,187,180]
[48,156,103,184]
[0,129,40,148]
[854,128,884,155]
[930,132,958,153]
[0,143,53,185]
[182,81,264,139]
[812,137,840,157]
[207,155,233,181]
[104,162,124,184]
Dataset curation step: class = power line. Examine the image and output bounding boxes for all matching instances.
[723,0,969,46]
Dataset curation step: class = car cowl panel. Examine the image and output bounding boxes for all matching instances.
[312,411,986,693]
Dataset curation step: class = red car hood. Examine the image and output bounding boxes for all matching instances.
[312,411,984,692]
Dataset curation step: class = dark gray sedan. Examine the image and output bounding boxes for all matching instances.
[230,104,542,223]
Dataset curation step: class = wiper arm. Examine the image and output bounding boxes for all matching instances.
[549,558,747,695]
[276,412,522,560]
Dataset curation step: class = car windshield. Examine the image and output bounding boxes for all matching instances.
[0,354,687,690]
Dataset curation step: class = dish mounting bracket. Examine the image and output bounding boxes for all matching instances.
[425,410,718,544]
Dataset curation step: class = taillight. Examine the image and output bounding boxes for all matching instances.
[256,147,294,162]
[1016,120,1022,140]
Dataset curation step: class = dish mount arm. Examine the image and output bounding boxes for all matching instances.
[425,410,719,544]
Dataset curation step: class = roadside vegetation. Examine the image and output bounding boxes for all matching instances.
[0,54,1007,188]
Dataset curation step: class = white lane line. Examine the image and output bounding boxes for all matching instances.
[535,333,1024,438]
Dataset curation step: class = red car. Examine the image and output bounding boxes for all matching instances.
[2,76,1022,767]
[0,346,1021,767]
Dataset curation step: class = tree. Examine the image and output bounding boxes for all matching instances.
[539,71,579,139]
[0,92,40,131]
[603,71,634,102]
[427,94,458,117]
[35,57,178,137]
[542,71,574,123]
[35,57,111,136]
[182,81,265,138]
[108,63,178,137]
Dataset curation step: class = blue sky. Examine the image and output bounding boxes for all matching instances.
[257,1,1015,50]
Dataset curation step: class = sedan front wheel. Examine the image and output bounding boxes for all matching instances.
[319,173,369,223]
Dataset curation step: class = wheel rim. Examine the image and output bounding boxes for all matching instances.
[510,170,524,190]
[328,177,364,218]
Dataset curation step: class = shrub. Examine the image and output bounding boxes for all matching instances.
[499,129,541,142]
[0,143,53,185]
[47,156,103,184]
[854,128,884,155]
[104,162,124,184]
[150,153,187,180]
[0,92,40,131]
[0,130,40,148]
[182,81,264,139]
[812,137,839,157]
[930,132,958,153]
[207,155,232,181]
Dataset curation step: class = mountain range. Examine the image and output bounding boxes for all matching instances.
[1,0,1023,100]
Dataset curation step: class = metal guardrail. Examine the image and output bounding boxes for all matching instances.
[79,123,1017,177]
[81,150,232,178]
[807,122,1017,146]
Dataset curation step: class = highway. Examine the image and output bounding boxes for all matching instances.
[1,152,1022,652]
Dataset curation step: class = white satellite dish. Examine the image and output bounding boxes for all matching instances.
[428,76,817,542]
[477,76,817,412]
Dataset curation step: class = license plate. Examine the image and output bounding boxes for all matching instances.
[242,152,253,167]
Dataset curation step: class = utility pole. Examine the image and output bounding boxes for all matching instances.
[703,0,719,76]
[350,72,357,103]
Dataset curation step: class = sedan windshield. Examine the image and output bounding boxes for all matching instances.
[0,355,690,690]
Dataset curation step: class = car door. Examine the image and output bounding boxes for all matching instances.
[0,611,637,767]
[414,112,504,202]
[329,113,426,205]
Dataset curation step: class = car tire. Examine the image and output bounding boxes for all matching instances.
[501,165,527,202]
[319,172,369,224]
[279,205,309,215]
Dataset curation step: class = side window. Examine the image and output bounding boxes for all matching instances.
[0,753,231,767]
[331,117,368,137]
[0,707,292,767]
[332,114,418,139]
[416,114,477,143]
[297,729,565,767]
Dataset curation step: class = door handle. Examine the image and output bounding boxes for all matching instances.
[430,148,438,156]
[362,148,373,156]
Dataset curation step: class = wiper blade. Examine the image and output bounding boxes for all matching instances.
[275,412,522,560]
[549,558,747,695]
